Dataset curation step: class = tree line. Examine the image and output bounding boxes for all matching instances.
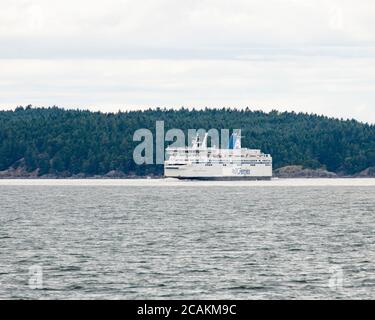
[0,106,374,176]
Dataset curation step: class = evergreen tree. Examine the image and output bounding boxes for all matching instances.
[0,106,374,176]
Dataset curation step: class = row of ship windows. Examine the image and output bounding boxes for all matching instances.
[219,161,270,163]
[170,162,271,165]
[204,162,271,167]
[170,150,269,155]
[203,161,271,163]
[166,164,272,168]
[171,155,267,158]
[203,163,271,166]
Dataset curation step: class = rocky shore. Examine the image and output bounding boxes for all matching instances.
[273,165,338,178]
[273,165,375,178]
[1,165,375,179]
[356,167,375,177]
[0,167,158,179]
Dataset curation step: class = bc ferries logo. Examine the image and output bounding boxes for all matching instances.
[232,168,251,176]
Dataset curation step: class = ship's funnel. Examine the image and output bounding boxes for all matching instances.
[228,134,234,149]
[228,132,241,149]
[234,133,241,149]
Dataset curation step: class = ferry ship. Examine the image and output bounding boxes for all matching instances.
[164,133,272,180]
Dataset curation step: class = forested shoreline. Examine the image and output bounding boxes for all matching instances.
[0,106,374,178]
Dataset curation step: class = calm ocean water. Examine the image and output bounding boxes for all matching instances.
[0,179,374,299]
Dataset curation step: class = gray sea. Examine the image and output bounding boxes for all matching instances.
[0,179,374,300]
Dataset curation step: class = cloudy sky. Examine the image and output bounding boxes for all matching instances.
[1,0,375,123]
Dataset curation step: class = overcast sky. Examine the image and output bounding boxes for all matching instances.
[0,0,374,123]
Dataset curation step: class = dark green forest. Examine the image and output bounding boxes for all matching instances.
[0,106,374,177]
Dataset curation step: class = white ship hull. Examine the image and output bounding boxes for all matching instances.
[164,163,272,180]
[164,132,272,180]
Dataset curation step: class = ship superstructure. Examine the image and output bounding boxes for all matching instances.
[164,133,272,180]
